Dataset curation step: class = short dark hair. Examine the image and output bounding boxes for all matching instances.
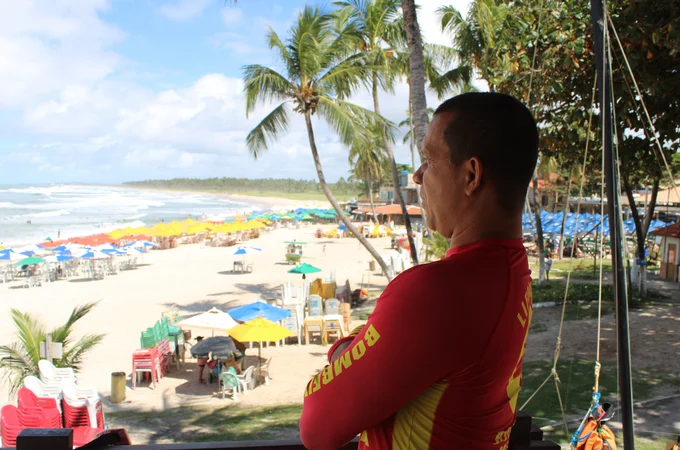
[434,92,539,211]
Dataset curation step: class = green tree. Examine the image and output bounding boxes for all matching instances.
[0,301,105,396]
[335,0,419,264]
[242,5,393,279]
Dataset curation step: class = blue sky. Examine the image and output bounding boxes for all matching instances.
[0,0,472,184]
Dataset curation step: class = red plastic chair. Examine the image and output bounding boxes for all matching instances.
[72,426,104,447]
[1,405,21,447]
[17,388,62,428]
[132,348,161,388]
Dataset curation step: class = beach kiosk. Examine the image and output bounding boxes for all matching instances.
[284,240,305,264]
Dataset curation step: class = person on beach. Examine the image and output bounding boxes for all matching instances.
[300,93,539,450]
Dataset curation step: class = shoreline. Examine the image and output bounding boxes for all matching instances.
[124,185,332,209]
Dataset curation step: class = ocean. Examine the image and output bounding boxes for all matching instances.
[0,184,262,247]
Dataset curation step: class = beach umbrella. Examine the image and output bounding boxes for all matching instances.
[0,250,24,262]
[227,317,294,380]
[124,246,144,256]
[178,307,239,337]
[131,240,156,248]
[189,336,238,359]
[14,257,45,266]
[288,263,321,275]
[228,301,290,322]
[44,254,74,263]
[232,246,262,256]
[76,250,111,260]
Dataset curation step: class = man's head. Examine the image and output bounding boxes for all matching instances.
[413,92,538,239]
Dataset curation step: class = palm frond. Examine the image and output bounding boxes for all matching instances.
[243,65,295,117]
[0,342,38,396]
[318,53,372,99]
[317,97,394,147]
[51,300,101,346]
[429,66,475,99]
[59,334,105,372]
[266,29,295,78]
[10,309,44,365]
[245,102,292,159]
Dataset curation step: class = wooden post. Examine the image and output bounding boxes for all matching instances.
[45,333,52,364]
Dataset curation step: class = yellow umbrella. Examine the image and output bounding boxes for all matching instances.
[228,317,293,343]
[228,317,293,381]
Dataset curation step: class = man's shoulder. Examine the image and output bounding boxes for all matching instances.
[387,257,464,289]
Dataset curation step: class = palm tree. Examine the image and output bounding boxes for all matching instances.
[348,122,389,219]
[243,5,393,279]
[399,107,434,173]
[335,0,420,265]
[0,301,105,396]
[401,0,430,152]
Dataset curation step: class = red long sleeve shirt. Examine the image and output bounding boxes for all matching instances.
[300,239,533,450]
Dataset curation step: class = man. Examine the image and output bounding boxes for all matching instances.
[299,92,538,449]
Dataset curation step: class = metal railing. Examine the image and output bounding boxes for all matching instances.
[3,411,560,450]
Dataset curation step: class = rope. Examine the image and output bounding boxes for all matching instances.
[525,0,546,106]
[520,73,598,413]
[608,14,680,203]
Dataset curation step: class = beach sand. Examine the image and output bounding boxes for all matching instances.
[0,224,389,419]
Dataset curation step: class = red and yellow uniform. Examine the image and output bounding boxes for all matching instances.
[300,239,533,450]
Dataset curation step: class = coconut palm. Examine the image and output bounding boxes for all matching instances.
[243,5,393,279]
[334,0,420,265]
[0,301,105,396]
[401,0,430,153]
[349,122,389,219]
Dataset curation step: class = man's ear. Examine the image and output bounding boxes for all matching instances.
[465,157,483,196]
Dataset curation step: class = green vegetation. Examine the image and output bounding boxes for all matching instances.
[531,280,666,307]
[520,359,679,444]
[0,301,105,396]
[125,178,361,201]
[106,404,303,443]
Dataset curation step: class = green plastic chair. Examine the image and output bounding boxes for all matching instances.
[220,367,241,400]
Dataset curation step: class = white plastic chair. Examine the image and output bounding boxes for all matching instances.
[236,366,255,394]
[38,360,76,385]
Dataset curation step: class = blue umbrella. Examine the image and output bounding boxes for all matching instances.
[228,301,290,322]
[233,246,262,256]
[0,250,24,261]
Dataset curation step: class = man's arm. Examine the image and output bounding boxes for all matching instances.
[299,271,463,450]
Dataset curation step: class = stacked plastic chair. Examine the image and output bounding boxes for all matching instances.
[38,360,76,386]
[61,381,105,430]
[17,388,62,428]
[133,316,182,388]
[131,347,161,389]
[23,376,63,413]
[1,405,21,447]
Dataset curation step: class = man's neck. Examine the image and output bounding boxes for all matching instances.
[448,219,522,250]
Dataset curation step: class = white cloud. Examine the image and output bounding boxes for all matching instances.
[0,1,124,108]
[159,0,215,21]
[2,0,483,183]
[221,7,244,25]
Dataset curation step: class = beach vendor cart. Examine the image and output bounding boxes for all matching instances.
[284,241,305,264]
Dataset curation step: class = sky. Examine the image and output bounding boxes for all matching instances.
[0,0,474,184]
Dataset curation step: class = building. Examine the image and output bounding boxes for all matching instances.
[379,172,419,204]
[650,221,680,282]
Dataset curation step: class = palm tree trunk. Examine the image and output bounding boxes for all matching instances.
[304,112,393,280]
[531,175,546,284]
[368,173,377,219]
[372,74,418,265]
[558,168,573,260]
[410,98,431,260]
[402,0,429,159]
